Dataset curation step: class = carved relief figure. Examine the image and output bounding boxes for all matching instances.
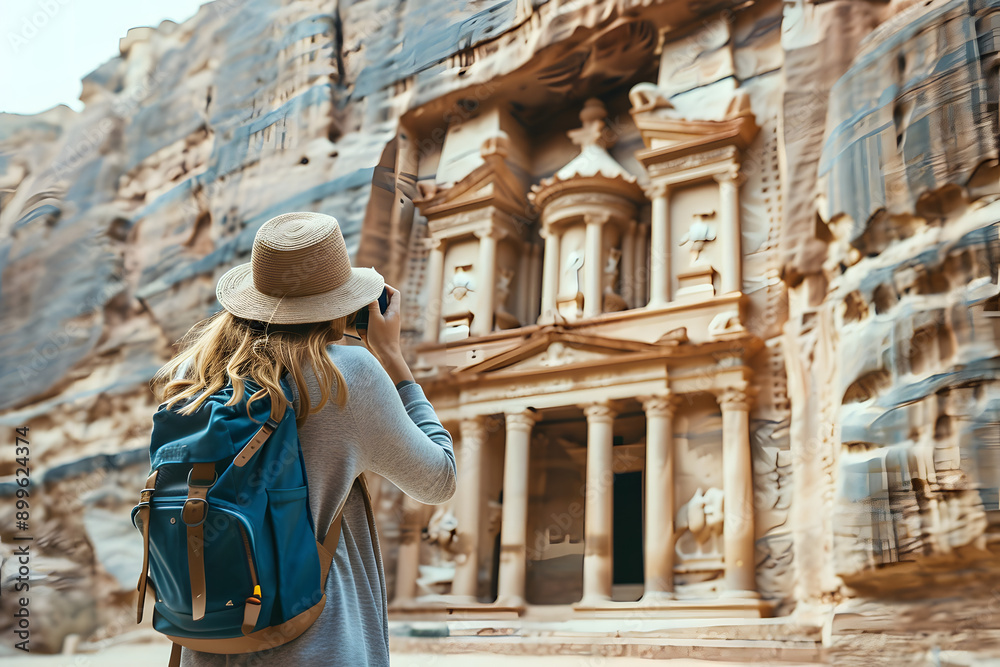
[680,212,718,264]
[602,247,627,312]
[448,264,474,302]
[557,250,586,319]
[424,505,460,553]
[440,263,476,342]
[674,487,725,564]
[415,505,460,597]
[494,266,520,329]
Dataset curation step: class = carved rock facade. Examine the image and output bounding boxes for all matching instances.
[1,0,999,662]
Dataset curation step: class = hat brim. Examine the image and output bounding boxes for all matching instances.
[216,262,385,324]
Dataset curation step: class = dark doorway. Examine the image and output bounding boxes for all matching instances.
[612,471,644,586]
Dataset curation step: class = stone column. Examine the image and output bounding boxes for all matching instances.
[391,495,424,606]
[647,184,670,307]
[583,213,608,318]
[538,225,561,324]
[528,242,542,323]
[496,409,540,607]
[717,385,759,598]
[517,242,532,326]
[452,417,487,601]
[635,222,649,306]
[715,168,742,295]
[621,220,636,309]
[581,400,618,604]
[472,227,503,337]
[639,392,679,601]
[422,237,445,343]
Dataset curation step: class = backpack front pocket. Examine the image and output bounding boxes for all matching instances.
[264,485,322,620]
[141,500,268,633]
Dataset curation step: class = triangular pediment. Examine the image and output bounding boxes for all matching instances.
[456,328,672,376]
[415,153,529,219]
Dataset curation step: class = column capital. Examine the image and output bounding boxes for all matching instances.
[639,392,681,418]
[583,211,612,226]
[713,165,741,185]
[424,235,445,250]
[460,415,489,439]
[505,408,540,432]
[581,400,620,423]
[643,182,670,200]
[716,384,757,411]
[475,224,507,241]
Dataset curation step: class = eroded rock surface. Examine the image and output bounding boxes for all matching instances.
[1,0,999,662]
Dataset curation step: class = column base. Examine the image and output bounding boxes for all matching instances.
[536,311,567,326]
[492,596,526,612]
[718,589,761,600]
[573,595,612,610]
[434,594,480,606]
[572,596,775,618]
[388,596,523,617]
[638,590,676,604]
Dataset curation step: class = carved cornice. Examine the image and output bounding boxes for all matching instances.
[645,145,738,180]
[538,190,639,230]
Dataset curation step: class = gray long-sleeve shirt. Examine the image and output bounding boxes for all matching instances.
[180,343,456,666]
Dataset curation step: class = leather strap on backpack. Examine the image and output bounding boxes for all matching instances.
[134,469,159,623]
[233,387,288,467]
[183,462,216,621]
[317,473,374,584]
[167,641,181,667]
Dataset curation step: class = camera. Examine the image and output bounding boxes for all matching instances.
[353,287,389,332]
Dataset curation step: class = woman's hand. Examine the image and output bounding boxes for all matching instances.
[359,284,414,385]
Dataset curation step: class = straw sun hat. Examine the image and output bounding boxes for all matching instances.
[215,211,385,325]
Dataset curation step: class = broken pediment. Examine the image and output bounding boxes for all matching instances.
[628,87,759,158]
[455,328,671,375]
[414,133,532,220]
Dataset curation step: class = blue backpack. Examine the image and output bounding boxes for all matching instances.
[131,373,372,666]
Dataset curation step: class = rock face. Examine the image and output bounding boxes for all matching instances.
[1,0,999,662]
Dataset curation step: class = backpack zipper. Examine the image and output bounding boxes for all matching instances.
[236,522,259,593]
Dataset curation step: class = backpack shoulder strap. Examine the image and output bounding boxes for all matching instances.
[233,387,288,467]
[317,472,374,584]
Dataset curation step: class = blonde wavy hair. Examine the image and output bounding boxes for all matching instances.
[151,309,354,428]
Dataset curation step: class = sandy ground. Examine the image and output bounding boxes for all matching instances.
[0,641,797,667]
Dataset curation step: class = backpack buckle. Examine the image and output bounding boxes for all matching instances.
[137,487,156,507]
[182,498,209,527]
[187,467,218,488]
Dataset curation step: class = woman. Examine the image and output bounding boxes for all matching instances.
[151,211,457,666]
